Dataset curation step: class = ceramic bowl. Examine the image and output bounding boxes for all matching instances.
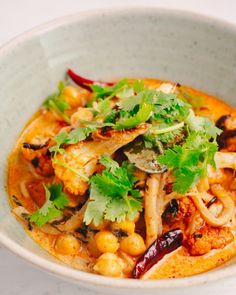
[0,7,236,294]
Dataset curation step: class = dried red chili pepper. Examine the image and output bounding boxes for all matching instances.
[67,68,115,91]
[132,228,183,279]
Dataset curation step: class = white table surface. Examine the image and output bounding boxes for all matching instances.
[1,0,236,294]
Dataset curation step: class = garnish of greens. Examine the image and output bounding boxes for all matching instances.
[47,72,222,210]
[84,155,142,226]
[30,183,69,227]
[158,110,221,194]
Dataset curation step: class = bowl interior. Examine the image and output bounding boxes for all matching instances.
[0,7,236,292]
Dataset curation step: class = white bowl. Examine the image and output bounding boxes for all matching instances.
[0,7,236,294]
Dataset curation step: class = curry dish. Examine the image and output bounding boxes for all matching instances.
[7,69,236,279]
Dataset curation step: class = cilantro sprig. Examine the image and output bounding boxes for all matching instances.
[50,126,96,154]
[144,122,185,148]
[50,121,114,155]
[84,155,142,225]
[115,102,153,130]
[158,111,222,194]
[30,183,69,227]
[152,92,190,123]
[43,81,70,123]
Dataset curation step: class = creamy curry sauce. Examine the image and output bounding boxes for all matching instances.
[7,77,236,279]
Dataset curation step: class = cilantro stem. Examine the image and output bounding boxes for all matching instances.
[150,121,184,135]
[123,195,134,216]
[49,100,71,124]
[52,158,89,181]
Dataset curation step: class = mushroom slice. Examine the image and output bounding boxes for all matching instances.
[123,139,166,174]
[144,173,167,247]
[53,124,148,195]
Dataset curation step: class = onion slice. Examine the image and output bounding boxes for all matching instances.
[189,185,234,227]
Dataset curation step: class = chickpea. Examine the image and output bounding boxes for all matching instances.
[118,251,135,276]
[95,231,119,253]
[111,220,135,235]
[71,107,94,128]
[55,234,80,255]
[120,233,146,256]
[87,237,101,258]
[93,253,123,277]
[63,86,89,108]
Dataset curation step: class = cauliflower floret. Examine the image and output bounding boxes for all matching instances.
[21,111,66,161]
[216,114,236,152]
[163,197,197,233]
[186,226,234,256]
[63,86,91,109]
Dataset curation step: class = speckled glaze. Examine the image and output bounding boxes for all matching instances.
[0,7,236,294]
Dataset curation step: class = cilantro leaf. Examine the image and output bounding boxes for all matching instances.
[105,196,142,222]
[144,127,184,149]
[104,198,128,221]
[172,166,203,194]
[43,81,70,123]
[99,154,119,173]
[104,110,118,124]
[83,183,110,226]
[84,155,142,225]
[117,89,155,111]
[152,92,190,122]
[49,131,69,154]
[158,132,218,194]
[143,121,185,149]
[95,99,113,118]
[30,184,69,227]
[66,127,96,144]
[115,103,153,130]
[121,160,137,184]
[116,87,134,100]
[49,126,96,154]
[89,84,113,99]
[89,79,130,99]
[91,171,131,197]
[186,110,222,138]
[133,79,144,93]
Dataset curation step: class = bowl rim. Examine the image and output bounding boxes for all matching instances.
[1,6,236,289]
